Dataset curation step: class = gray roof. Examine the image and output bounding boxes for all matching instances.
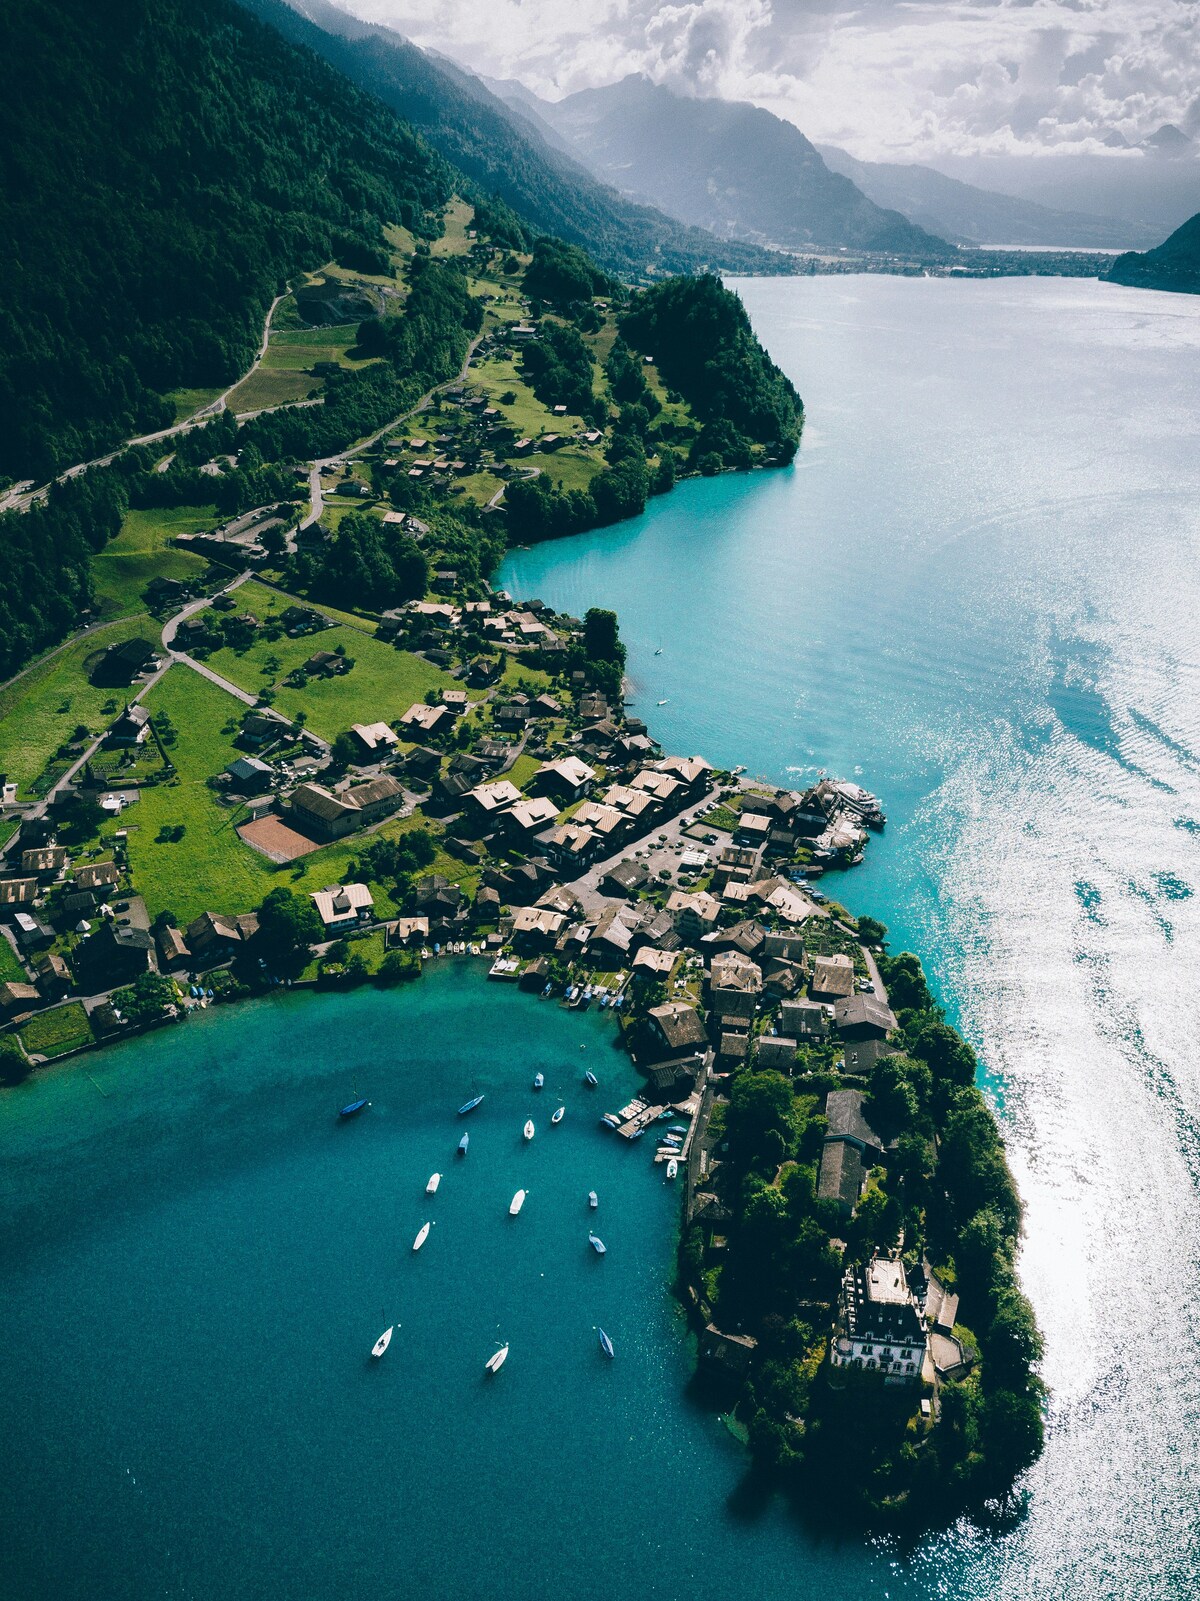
[817,1140,866,1212]
[825,1089,884,1150]
[834,994,899,1035]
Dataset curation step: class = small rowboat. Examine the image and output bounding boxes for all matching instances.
[509,1190,526,1216]
[588,1233,606,1255]
[426,1173,441,1194]
[458,1095,485,1116]
[533,1072,544,1089]
[339,1098,370,1119]
[485,1344,509,1374]
[413,1222,431,1251]
[666,1159,678,1180]
[458,1132,469,1155]
[371,1326,394,1359]
[588,1190,598,1209]
[551,1106,565,1125]
[598,1328,614,1359]
[583,1070,598,1088]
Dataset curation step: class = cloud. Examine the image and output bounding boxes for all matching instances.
[337,0,1200,160]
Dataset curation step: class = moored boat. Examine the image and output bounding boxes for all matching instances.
[551,1106,565,1125]
[523,1119,535,1140]
[458,1132,469,1155]
[588,1232,606,1255]
[485,1344,509,1374]
[666,1159,678,1180]
[426,1173,441,1194]
[371,1326,394,1359]
[509,1189,527,1216]
[588,1190,598,1209]
[338,1098,370,1119]
[533,1072,544,1089]
[598,1328,614,1359]
[413,1222,431,1251]
[458,1094,485,1115]
[584,1070,598,1088]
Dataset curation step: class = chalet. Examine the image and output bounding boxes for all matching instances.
[648,1001,707,1057]
[780,998,830,1040]
[310,883,374,931]
[403,745,443,782]
[811,953,856,1001]
[466,655,502,687]
[0,980,40,1018]
[533,756,595,803]
[834,994,898,1040]
[504,796,559,839]
[20,846,67,881]
[843,1038,899,1076]
[241,708,291,747]
[350,722,400,755]
[156,925,191,970]
[631,769,683,808]
[701,920,766,962]
[632,946,675,978]
[74,923,155,988]
[708,950,763,1027]
[817,1139,868,1214]
[588,902,643,960]
[602,784,657,825]
[386,916,430,947]
[185,911,258,960]
[106,703,152,747]
[572,801,627,844]
[13,911,52,949]
[756,1035,797,1072]
[540,822,600,873]
[825,1089,894,1165]
[601,859,649,898]
[414,876,467,922]
[74,861,120,894]
[439,689,470,716]
[303,650,345,676]
[830,1257,928,1382]
[467,780,522,820]
[656,755,712,797]
[510,905,567,948]
[492,699,531,731]
[734,811,772,847]
[281,606,324,635]
[101,638,156,684]
[34,952,71,999]
[762,930,805,965]
[400,702,453,738]
[699,1325,758,1379]
[578,692,609,722]
[666,889,720,942]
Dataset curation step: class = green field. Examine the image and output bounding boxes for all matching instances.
[166,387,223,424]
[538,448,603,495]
[226,320,379,415]
[0,936,28,983]
[92,505,216,619]
[0,615,158,798]
[233,579,379,638]
[431,197,474,257]
[471,354,574,440]
[18,1001,94,1059]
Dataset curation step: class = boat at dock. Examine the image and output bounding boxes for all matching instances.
[588,1190,598,1209]
[338,1098,370,1119]
[523,1119,535,1140]
[413,1222,431,1251]
[666,1159,678,1180]
[600,1113,620,1129]
[667,1125,688,1136]
[371,1326,394,1359]
[551,1106,565,1125]
[485,1344,509,1374]
[588,1233,606,1255]
[509,1190,527,1215]
[426,1173,441,1194]
[458,1094,485,1115]
[533,1072,544,1089]
[458,1132,469,1155]
[598,1328,614,1359]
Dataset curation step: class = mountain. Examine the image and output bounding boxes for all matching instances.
[521,75,950,259]
[1106,212,1200,294]
[243,0,789,280]
[0,0,458,481]
[816,145,1154,249]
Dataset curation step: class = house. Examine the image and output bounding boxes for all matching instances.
[466,655,502,687]
[185,910,257,961]
[310,883,374,931]
[346,776,405,827]
[350,722,399,756]
[74,923,155,988]
[439,689,470,716]
[825,1089,893,1165]
[834,994,898,1040]
[648,1001,708,1057]
[572,801,627,844]
[510,905,567,947]
[491,698,531,731]
[225,756,274,794]
[156,925,191,970]
[74,861,121,894]
[20,846,67,881]
[756,1035,797,1072]
[540,823,599,873]
[467,780,522,820]
[387,916,430,947]
[843,1038,899,1076]
[699,1324,758,1378]
[708,950,763,1024]
[403,745,443,783]
[762,930,806,965]
[536,884,583,919]
[505,796,559,838]
[780,998,830,1040]
[303,650,345,676]
[588,902,643,960]
[106,703,152,746]
[830,1257,928,1382]
[399,702,453,738]
[34,952,71,998]
[601,859,649,899]
[533,756,595,803]
[632,946,676,978]
[811,953,857,1001]
[656,755,712,795]
[0,878,38,911]
[602,784,657,825]
[101,637,156,684]
[666,889,720,942]
[734,811,772,847]
[241,708,291,747]
[414,876,468,921]
[0,980,40,1018]
[631,769,683,808]
[290,783,361,840]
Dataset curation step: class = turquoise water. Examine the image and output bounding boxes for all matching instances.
[5,276,1200,1598]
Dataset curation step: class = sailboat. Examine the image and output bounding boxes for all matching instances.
[485,1344,509,1374]
[413,1222,431,1251]
[551,1106,565,1125]
[371,1326,394,1359]
[426,1173,441,1194]
[523,1119,535,1141]
[588,1232,606,1255]
[598,1328,614,1359]
[509,1189,526,1216]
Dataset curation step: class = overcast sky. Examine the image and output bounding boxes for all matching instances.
[337,0,1199,161]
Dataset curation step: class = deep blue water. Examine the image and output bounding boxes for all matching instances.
[4,275,1200,1599]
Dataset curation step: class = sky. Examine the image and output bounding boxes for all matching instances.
[335,0,1200,162]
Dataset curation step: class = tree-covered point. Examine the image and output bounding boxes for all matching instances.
[523,239,615,311]
[520,323,606,423]
[620,275,804,468]
[0,0,457,481]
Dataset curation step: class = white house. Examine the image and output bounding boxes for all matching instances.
[830,1257,928,1383]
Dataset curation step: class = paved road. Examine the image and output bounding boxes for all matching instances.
[566,791,723,916]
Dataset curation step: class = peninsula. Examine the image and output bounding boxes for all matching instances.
[0,0,1042,1536]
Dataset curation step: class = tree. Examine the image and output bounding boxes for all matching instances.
[256,886,321,970]
[988,1287,1044,1379]
[725,1070,798,1172]
[112,971,177,1024]
[330,731,359,772]
[583,607,623,666]
[0,1034,31,1084]
[856,915,887,945]
[979,1386,1044,1492]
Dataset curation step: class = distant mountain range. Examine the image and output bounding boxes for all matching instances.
[245,0,790,279]
[1107,211,1200,294]
[501,75,951,260]
[815,145,1158,250]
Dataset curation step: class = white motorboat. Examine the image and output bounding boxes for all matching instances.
[666,1159,678,1180]
[509,1189,526,1216]
[426,1173,441,1194]
[588,1190,598,1209]
[523,1119,535,1141]
[371,1326,394,1359]
[533,1072,544,1089]
[413,1222,431,1251]
[551,1106,565,1125]
[588,1232,606,1255]
[485,1344,509,1373]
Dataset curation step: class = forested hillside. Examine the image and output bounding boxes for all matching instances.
[1107,212,1200,294]
[241,0,789,281]
[0,0,457,481]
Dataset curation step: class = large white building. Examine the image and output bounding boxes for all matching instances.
[830,1256,928,1383]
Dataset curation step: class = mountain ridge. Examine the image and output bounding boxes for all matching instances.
[1106,211,1200,294]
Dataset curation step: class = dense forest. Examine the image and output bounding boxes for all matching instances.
[1107,211,1200,295]
[0,0,457,482]
[683,943,1044,1525]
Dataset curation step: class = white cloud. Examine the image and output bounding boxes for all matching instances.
[337,0,1200,160]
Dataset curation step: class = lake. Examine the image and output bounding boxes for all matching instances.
[4,275,1200,1599]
